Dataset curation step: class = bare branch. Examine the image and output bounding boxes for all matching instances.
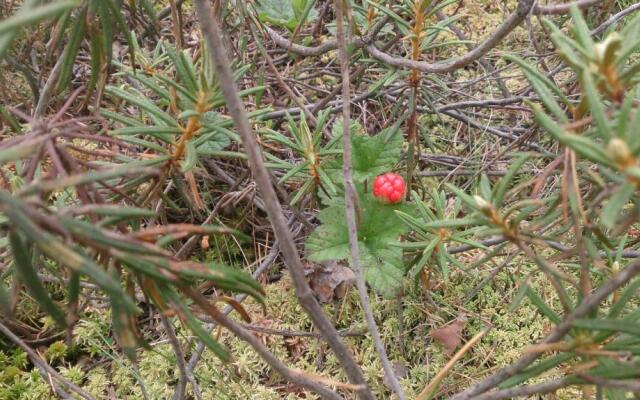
[265,0,603,74]
[451,258,640,399]
[591,2,640,36]
[0,320,97,400]
[193,1,374,397]
[366,0,534,73]
[535,0,601,15]
[183,287,346,400]
[334,0,405,399]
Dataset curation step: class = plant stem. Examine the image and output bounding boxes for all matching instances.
[193,1,374,397]
[334,1,405,398]
[451,257,640,399]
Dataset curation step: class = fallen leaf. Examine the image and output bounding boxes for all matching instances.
[431,316,467,355]
[306,261,356,303]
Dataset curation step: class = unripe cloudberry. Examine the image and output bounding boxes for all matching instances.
[373,172,406,204]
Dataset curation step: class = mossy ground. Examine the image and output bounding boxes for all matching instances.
[2,1,635,399]
[1,257,583,399]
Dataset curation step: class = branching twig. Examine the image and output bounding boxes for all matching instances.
[183,241,282,382]
[334,1,404,398]
[33,53,65,118]
[366,0,535,73]
[193,1,374,397]
[591,2,640,36]
[451,258,640,399]
[160,314,201,400]
[0,320,97,400]
[183,287,347,400]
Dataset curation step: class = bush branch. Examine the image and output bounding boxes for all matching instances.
[193,1,374,397]
[451,258,640,399]
[334,1,405,398]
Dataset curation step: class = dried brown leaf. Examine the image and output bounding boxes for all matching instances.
[431,317,467,355]
[306,261,356,303]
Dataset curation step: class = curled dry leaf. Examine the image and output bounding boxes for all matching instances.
[305,261,356,303]
[431,316,467,355]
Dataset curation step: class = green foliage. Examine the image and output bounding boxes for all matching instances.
[0,0,159,102]
[402,6,640,392]
[104,38,262,167]
[264,111,340,204]
[1,13,270,369]
[255,0,318,31]
[0,1,78,39]
[305,126,411,297]
[396,189,486,279]
[325,122,404,184]
[528,9,640,229]
[3,0,640,398]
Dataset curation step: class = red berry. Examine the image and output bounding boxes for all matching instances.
[373,173,405,204]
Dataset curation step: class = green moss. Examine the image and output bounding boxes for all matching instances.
[84,367,110,398]
[45,341,68,364]
[0,257,587,399]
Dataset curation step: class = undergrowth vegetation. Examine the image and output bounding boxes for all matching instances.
[1,0,640,399]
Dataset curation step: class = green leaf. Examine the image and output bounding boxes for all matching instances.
[305,206,351,262]
[529,103,612,166]
[580,68,612,140]
[292,0,316,27]
[362,246,405,298]
[305,186,413,296]
[407,238,439,278]
[609,278,640,318]
[499,354,573,388]
[572,319,640,336]
[111,298,139,361]
[479,174,492,200]
[421,217,480,230]
[165,45,198,94]
[526,287,561,324]
[256,0,317,30]
[326,125,403,184]
[0,0,42,58]
[0,281,11,317]
[0,0,79,36]
[569,5,594,50]
[0,191,139,314]
[194,113,232,153]
[0,137,48,164]
[105,86,176,127]
[20,157,169,196]
[162,286,230,361]
[544,19,587,68]
[493,153,530,207]
[111,126,181,141]
[181,141,198,172]
[444,183,478,210]
[57,6,87,92]
[60,219,159,256]
[505,55,572,110]
[600,184,635,229]
[9,232,67,328]
[616,93,635,140]
[508,281,530,313]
